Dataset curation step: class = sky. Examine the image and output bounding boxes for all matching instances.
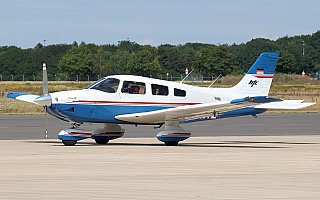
[1,0,320,49]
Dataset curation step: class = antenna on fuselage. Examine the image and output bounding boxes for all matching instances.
[208,74,222,88]
[180,69,194,83]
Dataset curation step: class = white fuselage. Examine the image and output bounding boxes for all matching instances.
[48,75,238,124]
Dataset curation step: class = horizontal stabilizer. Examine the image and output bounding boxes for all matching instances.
[255,100,315,110]
[7,92,40,105]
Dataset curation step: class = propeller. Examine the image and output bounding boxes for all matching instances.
[33,63,52,138]
[34,63,52,106]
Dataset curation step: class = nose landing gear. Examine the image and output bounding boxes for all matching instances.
[58,124,125,146]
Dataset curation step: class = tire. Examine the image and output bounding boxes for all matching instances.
[164,141,179,146]
[62,140,77,146]
[95,139,109,145]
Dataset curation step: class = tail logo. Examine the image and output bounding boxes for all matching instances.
[248,80,259,87]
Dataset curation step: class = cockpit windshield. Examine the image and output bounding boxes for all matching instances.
[85,78,120,93]
[84,78,105,89]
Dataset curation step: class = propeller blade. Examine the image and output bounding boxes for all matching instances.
[40,63,50,138]
[43,63,49,95]
[45,106,48,138]
[34,63,52,106]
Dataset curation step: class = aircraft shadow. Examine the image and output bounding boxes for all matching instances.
[26,140,289,148]
[219,141,318,145]
[180,142,285,149]
[180,140,318,148]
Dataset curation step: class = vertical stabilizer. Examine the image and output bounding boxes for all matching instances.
[231,52,280,97]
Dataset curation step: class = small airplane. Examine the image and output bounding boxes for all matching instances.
[7,52,315,146]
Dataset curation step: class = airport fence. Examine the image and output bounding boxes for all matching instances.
[0,74,319,84]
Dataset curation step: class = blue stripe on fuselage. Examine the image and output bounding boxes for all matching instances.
[49,103,174,124]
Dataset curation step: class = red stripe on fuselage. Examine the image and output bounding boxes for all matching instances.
[68,100,200,106]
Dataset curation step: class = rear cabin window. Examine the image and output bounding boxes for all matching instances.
[174,88,186,97]
[151,84,169,96]
[121,81,146,94]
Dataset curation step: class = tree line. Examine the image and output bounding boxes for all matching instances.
[1,31,320,81]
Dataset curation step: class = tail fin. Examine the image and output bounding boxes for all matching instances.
[231,52,280,96]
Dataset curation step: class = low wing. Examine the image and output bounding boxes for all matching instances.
[255,100,315,109]
[7,92,40,105]
[115,98,260,124]
[115,97,315,124]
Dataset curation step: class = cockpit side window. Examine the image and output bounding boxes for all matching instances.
[174,88,186,97]
[121,81,146,94]
[151,84,168,96]
[88,78,120,93]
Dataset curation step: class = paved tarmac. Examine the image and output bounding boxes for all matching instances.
[0,136,319,199]
[0,114,319,199]
[0,113,320,140]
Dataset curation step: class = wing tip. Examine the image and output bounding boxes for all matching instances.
[7,92,29,99]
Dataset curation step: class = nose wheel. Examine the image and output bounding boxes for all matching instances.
[58,124,125,146]
[62,140,77,146]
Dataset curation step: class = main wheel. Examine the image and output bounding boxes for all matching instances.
[164,141,179,146]
[62,140,77,146]
[95,139,109,145]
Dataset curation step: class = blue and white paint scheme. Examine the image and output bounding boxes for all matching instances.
[7,52,315,146]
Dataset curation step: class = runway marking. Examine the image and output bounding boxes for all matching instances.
[191,125,211,127]
[238,124,265,126]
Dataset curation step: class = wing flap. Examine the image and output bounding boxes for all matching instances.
[255,100,315,110]
[7,92,40,105]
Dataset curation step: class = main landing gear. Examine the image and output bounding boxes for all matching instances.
[156,120,191,146]
[94,139,109,145]
[62,140,77,146]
